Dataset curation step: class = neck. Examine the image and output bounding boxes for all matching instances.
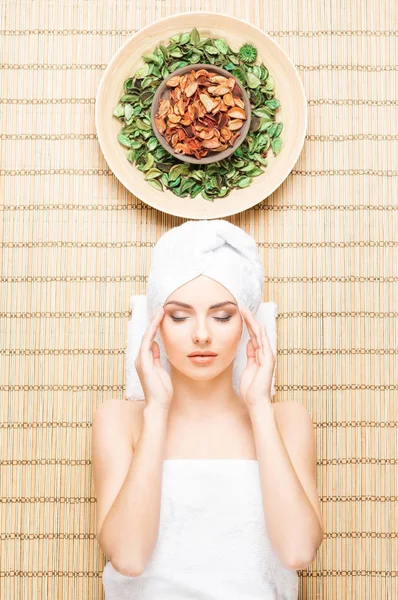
[167,363,246,420]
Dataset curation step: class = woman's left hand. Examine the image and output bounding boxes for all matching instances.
[239,306,276,408]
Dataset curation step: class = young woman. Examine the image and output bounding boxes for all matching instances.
[92,220,324,600]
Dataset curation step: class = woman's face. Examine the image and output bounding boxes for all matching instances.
[158,275,244,381]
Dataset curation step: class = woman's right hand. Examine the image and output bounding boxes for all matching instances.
[134,306,173,410]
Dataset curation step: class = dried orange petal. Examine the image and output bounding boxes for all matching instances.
[166,75,181,87]
[228,119,244,131]
[227,107,246,119]
[234,97,245,109]
[201,138,222,149]
[168,113,182,124]
[210,75,229,85]
[212,85,230,96]
[199,93,216,112]
[199,129,215,140]
[185,82,198,97]
[220,126,232,140]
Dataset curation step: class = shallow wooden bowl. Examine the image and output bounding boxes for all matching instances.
[95,11,307,219]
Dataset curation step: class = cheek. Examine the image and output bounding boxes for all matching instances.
[158,320,183,349]
[219,320,243,348]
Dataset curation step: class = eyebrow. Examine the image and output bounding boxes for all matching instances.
[164,301,238,310]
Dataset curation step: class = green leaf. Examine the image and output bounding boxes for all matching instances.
[258,117,273,132]
[169,175,182,188]
[201,189,215,202]
[160,173,169,186]
[113,103,124,118]
[169,163,190,181]
[189,52,202,64]
[265,98,280,110]
[124,104,134,121]
[135,118,152,131]
[237,176,253,188]
[117,133,131,148]
[130,139,144,149]
[169,48,183,58]
[217,186,230,197]
[227,54,240,65]
[126,149,135,162]
[253,153,268,166]
[273,122,283,138]
[123,78,135,92]
[223,61,237,71]
[260,65,268,81]
[250,167,264,177]
[267,123,278,138]
[190,28,200,46]
[214,38,229,54]
[252,107,274,118]
[180,32,191,44]
[144,168,163,180]
[142,53,159,64]
[148,179,163,191]
[159,45,169,60]
[265,75,275,91]
[271,137,282,155]
[142,153,155,171]
[169,33,181,43]
[180,178,197,193]
[190,184,203,198]
[149,65,162,78]
[134,64,149,79]
[253,133,270,152]
[168,60,189,72]
[204,45,219,55]
[231,68,246,85]
[147,137,159,151]
[140,77,155,89]
[246,72,261,89]
[119,94,139,103]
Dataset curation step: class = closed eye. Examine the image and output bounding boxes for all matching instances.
[170,316,232,322]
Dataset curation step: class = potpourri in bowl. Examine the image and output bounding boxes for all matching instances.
[151,64,252,164]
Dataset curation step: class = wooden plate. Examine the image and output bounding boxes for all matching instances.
[95,11,307,219]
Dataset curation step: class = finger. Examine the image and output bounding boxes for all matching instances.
[240,307,258,350]
[141,307,164,352]
[246,338,256,359]
[245,339,257,369]
[151,340,162,366]
[241,307,261,351]
[259,324,276,364]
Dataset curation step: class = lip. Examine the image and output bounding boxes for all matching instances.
[188,352,218,357]
[188,355,218,365]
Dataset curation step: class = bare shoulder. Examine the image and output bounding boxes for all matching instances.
[92,398,146,449]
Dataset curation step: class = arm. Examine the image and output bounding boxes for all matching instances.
[92,399,169,576]
[249,400,324,571]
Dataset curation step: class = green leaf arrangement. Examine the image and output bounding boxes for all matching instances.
[113,28,283,201]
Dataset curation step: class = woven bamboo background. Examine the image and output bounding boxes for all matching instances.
[1,1,397,599]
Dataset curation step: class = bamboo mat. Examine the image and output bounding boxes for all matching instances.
[1,1,397,599]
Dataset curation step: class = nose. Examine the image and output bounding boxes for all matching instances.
[193,323,211,344]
